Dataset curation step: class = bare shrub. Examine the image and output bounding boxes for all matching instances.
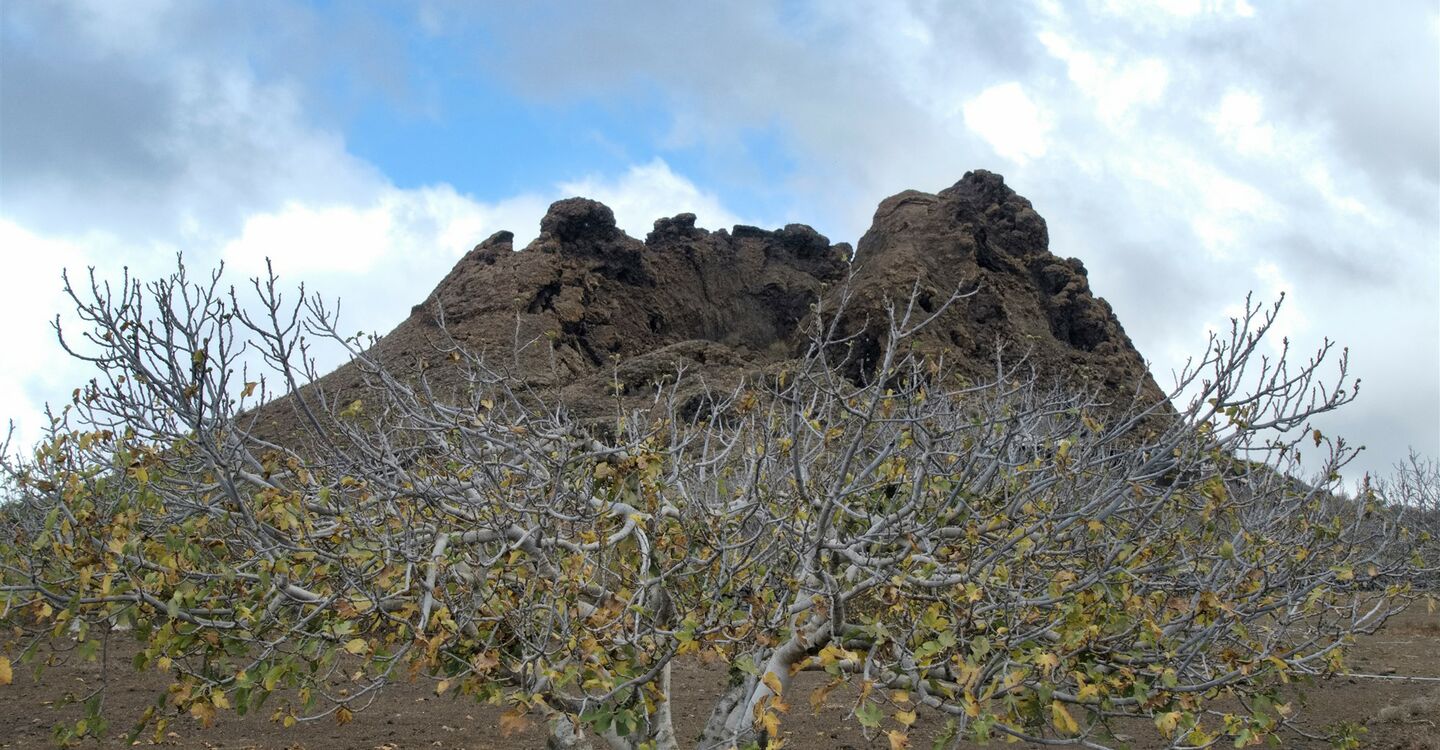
[0,258,1434,749]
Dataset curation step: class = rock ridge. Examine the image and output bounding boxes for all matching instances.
[258,171,1160,440]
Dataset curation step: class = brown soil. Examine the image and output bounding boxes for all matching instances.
[4,606,1437,750]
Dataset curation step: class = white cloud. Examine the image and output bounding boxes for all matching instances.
[1304,164,1374,220]
[558,159,748,238]
[1100,0,1256,23]
[223,202,395,277]
[961,83,1053,164]
[219,185,549,279]
[1038,31,1169,127]
[1117,145,1276,259]
[0,221,126,450]
[1221,262,1308,354]
[1209,89,1275,155]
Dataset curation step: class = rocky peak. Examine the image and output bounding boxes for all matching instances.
[843,170,1154,399]
[647,212,703,242]
[538,197,623,244]
[258,172,1160,442]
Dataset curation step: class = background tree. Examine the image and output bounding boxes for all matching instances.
[0,259,1433,749]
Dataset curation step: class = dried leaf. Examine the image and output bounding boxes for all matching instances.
[1051,700,1079,735]
[471,651,500,673]
[758,709,781,738]
[1155,711,1181,738]
[809,680,840,714]
[190,701,216,728]
[499,708,532,736]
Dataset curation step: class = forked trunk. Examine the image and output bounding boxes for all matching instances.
[547,664,681,750]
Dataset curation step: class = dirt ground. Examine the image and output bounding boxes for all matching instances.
[3,605,1438,750]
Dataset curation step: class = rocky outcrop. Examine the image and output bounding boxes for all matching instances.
[838,170,1158,399]
[253,171,1160,441]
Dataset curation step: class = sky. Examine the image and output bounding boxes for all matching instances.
[1,0,1437,482]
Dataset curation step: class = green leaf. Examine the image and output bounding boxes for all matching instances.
[581,707,613,734]
[734,655,760,676]
[263,664,285,692]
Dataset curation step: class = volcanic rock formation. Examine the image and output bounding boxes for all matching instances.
[256,171,1160,439]
[838,171,1155,397]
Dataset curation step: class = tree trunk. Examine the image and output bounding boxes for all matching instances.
[650,662,680,750]
[696,675,760,750]
[547,666,680,750]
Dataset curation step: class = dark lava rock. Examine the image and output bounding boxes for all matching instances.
[838,170,1160,401]
[253,173,1161,443]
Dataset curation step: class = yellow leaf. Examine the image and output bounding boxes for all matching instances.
[761,671,784,696]
[887,729,910,750]
[809,680,840,713]
[335,706,353,726]
[435,679,451,695]
[343,638,368,655]
[1035,652,1059,675]
[894,708,917,727]
[759,709,781,738]
[283,714,297,728]
[1051,700,1079,735]
[1155,711,1181,738]
[211,691,230,710]
[499,708,532,736]
[818,643,847,667]
[241,382,257,398]
[0,656,11,686]
[190,701,217,728]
